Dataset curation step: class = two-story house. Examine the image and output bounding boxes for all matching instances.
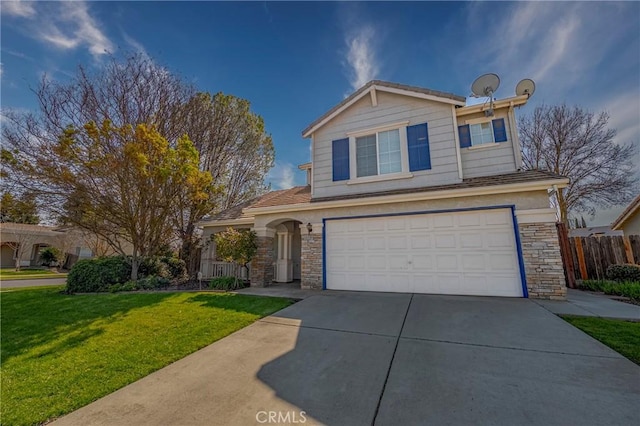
[199,80,568,299]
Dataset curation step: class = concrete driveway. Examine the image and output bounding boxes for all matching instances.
[54,292,640,426]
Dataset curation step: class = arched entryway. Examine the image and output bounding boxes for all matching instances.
[273,221,302,283]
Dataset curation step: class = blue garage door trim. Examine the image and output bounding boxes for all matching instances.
[322,205,528,297]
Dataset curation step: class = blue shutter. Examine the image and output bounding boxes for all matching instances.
[458,125,471,148]
[332,138,350,181]
[407,123,431,171]
[492,118,508,142]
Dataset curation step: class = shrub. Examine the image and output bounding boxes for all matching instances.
[606,264,640,282]
[66,255,187,293]
[39,247,61,267]
[137,256,168,279]
[160,256,188,282]
[66,256,131,293]
[209,276,243,291]
[108,276,170,293]
[578,279,640,301]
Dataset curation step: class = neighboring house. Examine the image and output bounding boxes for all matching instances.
[611,194,640,236]
[569,226,623,238]
[0,223,122,269]
[200,80,569,300]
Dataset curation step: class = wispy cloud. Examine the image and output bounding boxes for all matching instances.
[601,92,640,147]
[3,1,113,59]
[268,162,296,190]
[1,1,36,18]
[345,25,378,92]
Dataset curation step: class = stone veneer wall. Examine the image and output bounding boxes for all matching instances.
[250,236,274,287]
[519,222,566,300]
[301,233,322,290]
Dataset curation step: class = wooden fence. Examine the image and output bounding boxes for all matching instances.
[567,234,640,281]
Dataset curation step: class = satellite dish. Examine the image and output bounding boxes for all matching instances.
[515,78,536,98]
[471,73,501,98]
[471,73,500,116]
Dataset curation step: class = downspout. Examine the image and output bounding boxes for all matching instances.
[452,105,464,180]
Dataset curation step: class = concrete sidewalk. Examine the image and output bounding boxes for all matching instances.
[52,292,639,426]
[0,277,67,288]
[535,288,640,320]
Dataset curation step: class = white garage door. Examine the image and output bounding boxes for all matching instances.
[325,208,523,297]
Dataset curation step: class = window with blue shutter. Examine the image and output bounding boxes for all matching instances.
[407,123,431,171]
[332,138,350,181]
[492,118,508,142]
[458,124,471,148]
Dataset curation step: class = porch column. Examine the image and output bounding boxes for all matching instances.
[250,227,275,287]
[516,209,566,300]
[300,222,323,290]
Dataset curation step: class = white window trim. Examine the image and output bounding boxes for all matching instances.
[466,142,501,151]
[346,171,414,185]
[347,121,410,183]
[464,117,504,147]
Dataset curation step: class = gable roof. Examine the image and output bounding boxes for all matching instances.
[611,194,640,230]
[302,80,466,138]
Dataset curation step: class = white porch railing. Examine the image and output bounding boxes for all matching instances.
[202,261,250,280]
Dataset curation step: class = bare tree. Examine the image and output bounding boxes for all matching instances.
[172,92,274,274]
[518,104,637,223]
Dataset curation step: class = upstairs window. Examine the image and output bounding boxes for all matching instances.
[356,129,401,177]
[331,121,431,182]
[469,122,494,145]
[458,118,508,148]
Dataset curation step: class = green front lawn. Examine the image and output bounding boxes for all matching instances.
[0,268,66,280]
[562,316,640,365]
[0,286,293,425]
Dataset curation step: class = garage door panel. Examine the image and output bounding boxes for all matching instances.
[409,216,431,230]
[367,255,387,270]
[410,235,431,249]
[436,254,458,270]
[487,231,514,248]
[433,215,454,228]
[325,208,522,297]
[388,236,407,249]
[387,218,407,230]
[366,219,385,232]
[489,253,518,270]
[486,210,512,225]
[389,255,408,270]
[462,254,487,270]
[348,256,366,269]
[460,232,483,248]
[435,234,456,248]
[458,213,482,227]
[348,238,365,250]
[411,255,433,269]
[367,236,386,250]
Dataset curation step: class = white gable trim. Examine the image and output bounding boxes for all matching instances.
[302,84,465,138]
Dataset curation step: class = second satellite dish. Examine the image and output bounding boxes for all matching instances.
[471,73,500,98]
[515,79,536,98]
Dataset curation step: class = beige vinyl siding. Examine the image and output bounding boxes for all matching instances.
[459,110,518,178]
[312,92,461,199]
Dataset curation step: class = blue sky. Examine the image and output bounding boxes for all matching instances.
[1,1,639,224]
